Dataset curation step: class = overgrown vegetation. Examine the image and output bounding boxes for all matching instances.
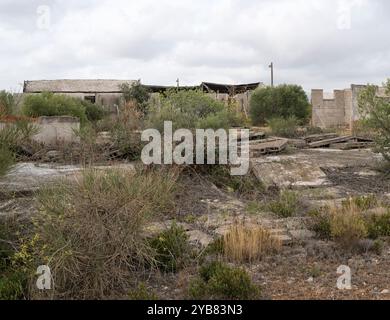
[0,91,17,116]
[0,120,38,175]
[128,283,158,300]
[120,80,151,115]
[146,89,244,131]
[202,165,265,200]
[352,120,378,139]
[22,92,106,124]
[366,212,390,240]
[189,261,260,300]
[310,197,390,249]
[358,79,390,164]
[22,168,179,299]
[221,222,281,263]
[250,84,310,125]
[0,146,14,176]
[308,209,332,240]
[341,195,378,211]
[268,190,300,218]
[0,217,28,300]
[267,116,300,138]
[148,222,192,273]
[110,121,143,160]
[329,202,368,249]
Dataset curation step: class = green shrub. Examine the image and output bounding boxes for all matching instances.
[0,271,27,300]
[267,116,299,138]
[0,91,15,116]
[0,120,38,151]
[358,80,390,163]
[250,85,310,125]
[0,218,28,300]
[352,120,378,139]
[197,107,246,130]
[308,209,332,240]
[22,92,87,123]
[120,81,151,114]
[0,146,14,176]
[268,190,300,218]
[366,212,390,239]
[146,89,242,131]
[311,205,390,244]
[0,120,38,175]
[197,110,233,130]
[110,122,143,160]
[342,195,378,211]
[128,283,158,300]
[0,221,14,272]
[149,222,192,273]
[83,100,106,122]
[189,261,260,300]
[246,201,263,215]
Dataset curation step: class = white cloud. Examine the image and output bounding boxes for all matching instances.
[0,0,389,92]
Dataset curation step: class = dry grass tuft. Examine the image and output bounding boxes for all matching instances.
[329,201,368,248]
[222,222,281,263]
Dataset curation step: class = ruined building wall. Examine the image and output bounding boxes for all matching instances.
[0,116,80,145]
[311,89,347,128]
[311,85,386,129]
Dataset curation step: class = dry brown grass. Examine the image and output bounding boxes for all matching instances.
[329,201,368,248]
[222,222,281,263]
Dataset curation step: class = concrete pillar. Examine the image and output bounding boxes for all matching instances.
[351,84,366,123]
[334,90,345,111]
[344,89,353,129]
[311,89,323,127]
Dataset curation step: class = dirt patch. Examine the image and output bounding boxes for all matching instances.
[175,172,232,217]
[323,166,390,194]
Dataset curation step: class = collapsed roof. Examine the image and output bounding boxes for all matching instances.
[24,79,262,95]
[200,82,262,94]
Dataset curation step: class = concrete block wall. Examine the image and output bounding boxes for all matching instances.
[311,89,346,128]
[33,116,80,145]
[0,116,80,145]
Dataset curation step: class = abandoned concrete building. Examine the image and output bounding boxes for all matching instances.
[23,79,262,116]
[24,79,388,129]
[23,79,136,112]
[311,84,387,129]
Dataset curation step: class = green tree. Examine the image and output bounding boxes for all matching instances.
[22,93,91,123]
[358,80,390,163]
[146,89,242,131]
[120,80,151,114]
[249,84,310,125]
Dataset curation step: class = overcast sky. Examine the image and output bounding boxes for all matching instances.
[0,0,389,92]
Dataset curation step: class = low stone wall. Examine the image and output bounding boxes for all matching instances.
[0,116,80,145]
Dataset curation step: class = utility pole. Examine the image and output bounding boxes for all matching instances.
[269,62,274,87]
